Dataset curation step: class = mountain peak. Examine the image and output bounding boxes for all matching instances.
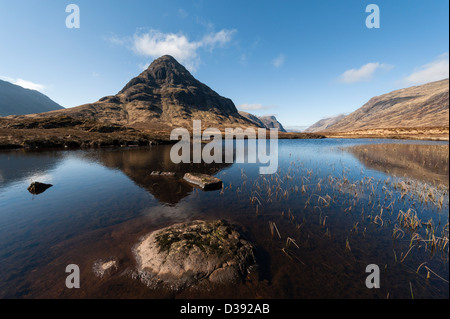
[16,55,255,129]
[152,55,178,63]
[82,55,253,127]
[239,111,287,132]
[131,55,195,88]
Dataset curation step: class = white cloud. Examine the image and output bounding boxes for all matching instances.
[131,29,237,72]
[402,53,449,85]
[272,54,285,68]
[201,29,236,49]
[1,76,46,91]
[339,62,393,83]
[238,104,277,111]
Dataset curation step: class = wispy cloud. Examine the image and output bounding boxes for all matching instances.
[1,76,46,91]
[108,35,126,46]
[238,104,277,111]
[402,53,449,85]
[339,62,393,83]
[272,54,285,68]
[177,8,188,19]
[201,29,236,50]
[122,28,237,72]
[239,53,248,66]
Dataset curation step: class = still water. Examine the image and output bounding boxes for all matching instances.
[0,139,448,298]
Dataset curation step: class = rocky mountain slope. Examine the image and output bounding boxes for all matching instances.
[325,79,449,132]
[0,79,63,116]
[304,114,346,133]
[12,55,254,130]
[238,111,287,132]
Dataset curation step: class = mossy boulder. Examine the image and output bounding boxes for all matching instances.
[132,220,255,290]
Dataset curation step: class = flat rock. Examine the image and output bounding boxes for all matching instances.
[133,220,255,290]
[183,173,222,191]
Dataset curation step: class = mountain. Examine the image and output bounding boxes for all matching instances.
[324,79,449,132]
[238,111,287,132]
[17,55,254,129]
[0,79,63,117]
[304,114,347,133]
[283,126,309,133]
[238,111,265,127]
[258,115,287,132]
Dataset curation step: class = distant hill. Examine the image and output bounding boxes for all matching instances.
[13,55,254,130]
[0,79,63,117]
[283,126,309,133]
[239,111,287,132]
[324,79,449,132]
[304,114,347,133]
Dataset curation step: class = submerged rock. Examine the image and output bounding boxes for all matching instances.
[27,182,53,195]
[92,257,118,278]
[183,173,223,191]
[150,171,177,177]
[133,220,255,290]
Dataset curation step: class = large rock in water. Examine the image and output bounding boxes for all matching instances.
[183,172,223,191]
[133,220,255,290]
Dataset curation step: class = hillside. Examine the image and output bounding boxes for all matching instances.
[239,111,287,132]
[325,79,449,133]
[0,80,63,116]
[304,114,346,133]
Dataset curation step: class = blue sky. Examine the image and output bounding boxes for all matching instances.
[0,0,448,128]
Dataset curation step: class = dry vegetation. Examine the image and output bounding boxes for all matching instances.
[348,143,449,186]
[323,126,449,141]
[0,115,325,150]
[0,116,173,150]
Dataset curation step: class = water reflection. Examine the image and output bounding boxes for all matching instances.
[0,140,448,299]
[348,143,449,186]
[0,150,63,187]
[82,146,232,205]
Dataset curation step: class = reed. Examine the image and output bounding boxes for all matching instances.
[345,237,351,252]
[269,221,281,239]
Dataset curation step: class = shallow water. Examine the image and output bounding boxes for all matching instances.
[0,139,448,299]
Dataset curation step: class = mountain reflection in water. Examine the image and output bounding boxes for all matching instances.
[348,143,449,186]
[81,145,232,205]
[0,139,448,299]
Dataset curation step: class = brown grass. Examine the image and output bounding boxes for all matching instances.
[323,126,449,141]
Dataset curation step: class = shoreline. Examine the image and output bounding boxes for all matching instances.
[1,116,448,151]
[321,126,449,142]
[1,132,447,151]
